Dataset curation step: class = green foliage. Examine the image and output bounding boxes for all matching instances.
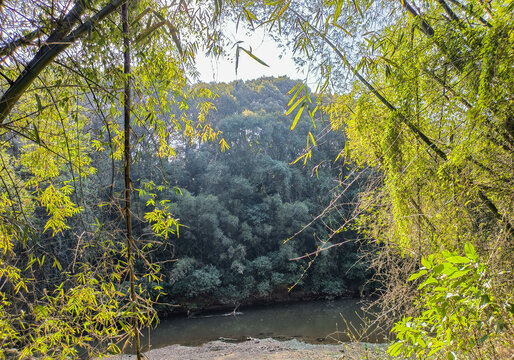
[18,271,123,359]
[144,204,180,240]
[39,184,83,234]
[0,0,228,357]
[172,265,222,298]
[0,294,18,359]
[150,77,367,306]
[389,243,513,359]
[233,0,514,356]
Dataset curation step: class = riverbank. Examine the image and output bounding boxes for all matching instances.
[158,290,364,318]
[108,338,390,360]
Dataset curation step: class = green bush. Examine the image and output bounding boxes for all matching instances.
[171,265,222,298]
[388,243,513,359]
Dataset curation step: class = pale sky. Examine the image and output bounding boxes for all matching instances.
[195,25,305,84]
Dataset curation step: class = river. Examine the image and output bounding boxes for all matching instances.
[139,299,387,350]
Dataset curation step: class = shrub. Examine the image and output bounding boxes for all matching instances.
[388,243,513,359]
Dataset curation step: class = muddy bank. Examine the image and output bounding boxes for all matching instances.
[108,338,390,360]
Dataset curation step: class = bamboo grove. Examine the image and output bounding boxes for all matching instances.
[236,0,513,358]
[0,0,513,359]
[0,0,224,358]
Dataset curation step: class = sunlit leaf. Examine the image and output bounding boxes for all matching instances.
[285,96,305,115]
[408,269,427,281]
[308,131,316,146]
[240,47,269,67]
[290,101,305,131]
[446,256,471,264]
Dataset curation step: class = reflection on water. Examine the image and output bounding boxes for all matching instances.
[141,299,386,350]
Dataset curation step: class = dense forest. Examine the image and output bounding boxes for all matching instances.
[100,77,369,309]
[1,0,513,359]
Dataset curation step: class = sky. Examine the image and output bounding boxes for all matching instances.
[195,25,305,84]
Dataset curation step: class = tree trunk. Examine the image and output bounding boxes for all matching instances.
[0,0,126,124]
[122,2,142,359]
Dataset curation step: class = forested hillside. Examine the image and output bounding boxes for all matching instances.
[241,1,513,358]
[134,77,369,308]
[1,0,512,359]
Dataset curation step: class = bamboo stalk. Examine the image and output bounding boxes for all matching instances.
[122,2,142,359]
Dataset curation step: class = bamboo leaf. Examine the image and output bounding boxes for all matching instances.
[333,0,343,24]
[334,23,353,37]
[33,124,41,145]
[308,105,318,128]
[303,149,311,165]
[308,131,316,146]
[240,47,269,67]
[52,257,62,271]
[265,0,284,5]
[304,86,312,104]
[287,84,304,106]
[352,0,363,17]
[243,7,257,20]
[335,149,345,162]
[242,8,256,28]
[287,82,302,95]
[276,0,291,18]
[35,93,42,112]
[285,96,305,115]
[290,152,308,165]
[290,101,305,131]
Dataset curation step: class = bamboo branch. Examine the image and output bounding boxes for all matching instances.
[436,0,464,26]
[289,7,513,238]
[0,27,46,58]
[447,0,492,28]
[0,0,127,125]
[401,0,434,37]
[402,0,465,73]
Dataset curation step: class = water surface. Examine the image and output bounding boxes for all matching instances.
[141,299,386,350]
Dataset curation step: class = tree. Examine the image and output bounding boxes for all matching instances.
[229,0,513,357]
[149,77,365,309]
[0,0,225,357]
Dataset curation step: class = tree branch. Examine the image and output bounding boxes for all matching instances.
[0,27,46,58]
[436,0,463,26]
[447,0,492,28]
[0,0,127,125]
